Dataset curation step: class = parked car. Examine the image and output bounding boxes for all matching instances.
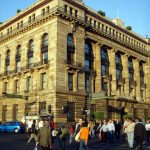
[0,121,26,133]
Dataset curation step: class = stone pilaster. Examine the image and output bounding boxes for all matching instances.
[143,62,150,103]
[122,54,129,96]
[133,59,140,101]
[92,42,103,93]
[108,48,117,96]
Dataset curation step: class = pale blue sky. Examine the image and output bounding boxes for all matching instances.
[0,0,149,38]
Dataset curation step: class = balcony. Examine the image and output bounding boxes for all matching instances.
[129,78,136,86]
[0,60,50,78]
[64,60,83,70]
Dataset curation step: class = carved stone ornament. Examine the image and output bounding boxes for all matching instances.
[70,21,78,33]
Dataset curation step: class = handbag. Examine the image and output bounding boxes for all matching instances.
[75,132,80,142]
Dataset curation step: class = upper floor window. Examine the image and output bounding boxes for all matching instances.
[64,5,67,13]
[41,73,47,90]
[26,76,31,92]
[14,80,19,93]
[85,42,92,70]
[16,45,21,62]
[28,39,34,51]
[41,33,48,50]
[68,73,73,91]
[5,50,10,66]
[3,82,8,93]
[67,34,75,64]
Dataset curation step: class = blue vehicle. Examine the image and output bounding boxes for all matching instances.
[0,121,26,133]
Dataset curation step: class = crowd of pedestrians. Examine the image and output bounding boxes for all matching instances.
[25,117,150,150]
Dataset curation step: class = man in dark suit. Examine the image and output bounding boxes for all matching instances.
[37,120,52,150]
[134,118,146,150]
[114,118,122,139]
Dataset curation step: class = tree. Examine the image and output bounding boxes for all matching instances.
[97,10,105,16]
[126,26,132,31]
[17,9,21,13]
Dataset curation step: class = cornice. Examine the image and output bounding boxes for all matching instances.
[63,0,146,44]
[0,0,53,31]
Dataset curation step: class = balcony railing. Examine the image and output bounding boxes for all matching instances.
[64,60,83,69]
[0,60,50,78]
[0,7,148,56]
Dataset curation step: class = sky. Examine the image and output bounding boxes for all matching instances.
[0,0,149,38]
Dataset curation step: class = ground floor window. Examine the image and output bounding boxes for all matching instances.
[12,104,18,121]
[2,105,7,122]
[67,102,75,122]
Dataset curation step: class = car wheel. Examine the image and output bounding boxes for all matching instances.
[14,128,19,133]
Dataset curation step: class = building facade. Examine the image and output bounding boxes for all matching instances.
[0,0,150,123]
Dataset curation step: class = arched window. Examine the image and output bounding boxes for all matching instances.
[67,33,75,64]
[5,50,10,73]
[41,33,48,64]
[16,45,21,72]
[27,39,34,68]
[28,39,34,51]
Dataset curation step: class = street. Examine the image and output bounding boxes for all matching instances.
[0,133,150,150]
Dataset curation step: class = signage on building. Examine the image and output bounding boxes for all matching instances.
[2,93,28,100]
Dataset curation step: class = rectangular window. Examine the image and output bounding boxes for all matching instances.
[85,75,90,93]
[75,10,78,18]
[20,21,23,28]
[70,7,73,16]
[3,82,7,93]
[67,102,75,122]
[68,73,73,91]
[16,61,21,72]
[14,80,19,93]
[28,57,33,68]
[28,16,31,23]
[39,102,46,115]
[41,73,46,90]
[32,14,35,21]
[64,5,67,13]
[26,77,31,92]
[17,23,19,29]
[42,52,48,64]
[46,6,50,13]
[42,9,45,15]
[2,105,7,122]
[12,104,18,121]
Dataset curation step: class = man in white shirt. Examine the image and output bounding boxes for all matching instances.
[145,119,150,142]
[27,119,33,136]
[107,119,115,143]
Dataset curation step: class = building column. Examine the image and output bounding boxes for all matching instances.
[121,54,129,96]
[92,42,103,93]
[108,48,117,96]
[133,59,140,101]
[143,63,150,102]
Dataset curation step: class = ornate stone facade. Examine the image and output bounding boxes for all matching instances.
[0,0,150,123]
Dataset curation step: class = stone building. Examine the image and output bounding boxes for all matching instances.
[0,0,150,123]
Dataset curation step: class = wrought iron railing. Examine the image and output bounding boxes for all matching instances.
[0,60,50,78]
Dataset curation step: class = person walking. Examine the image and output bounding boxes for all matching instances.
[124,118,135,150]
[79,121,89,150]
[37,120,52,150]
[145,119,150,143]
[58,123,69,150]
[27,120,38,143]
[134,118,146,150]
[100,119,108,143]
[107,119,115,143]
[75,118,83,150]
[114,118,122,140]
